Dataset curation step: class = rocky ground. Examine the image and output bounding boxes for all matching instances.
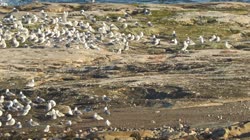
[0,1,250,140]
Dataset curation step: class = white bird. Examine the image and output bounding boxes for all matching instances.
[209,35,217,42]
[44,125,50,133]
[6,118,15,126]
[104,106,111,115]
[172,38,178,45]
[93,113,104,120]
[117,48,122,54]
[12,38,19,48]
[49,100,56,108]
[13,99,24,109]
[102,95,111,103]
[26,79,35,88]
[181,41,189,52]
[66,120,72,126]
[225,41,233,49]
[5,101,14,110]
[20,104,31,116]
[6,114,12,121]
[216,36,221,42]
[46,109,57,119]
[46,102,52,111]
[147,21,153,27]
[73,107,82,115]
[105,120,111,127]
[5,89,15,96]
[28,119,40,126]
[0,110,3,117]
[16,122,22,128]
[199,36,204,44]
[172,30,176,38]
[154,38,161,45]
[35,96,46,104]
[124,41,129,51]
[80,10,85,15]
[186,37,195,45]
[0,95,4,104]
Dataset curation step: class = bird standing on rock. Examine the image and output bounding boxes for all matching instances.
[105,120,111,127]
[93,113,104,121]
[44,125,50,133]
[26,79,35,88]
[28,119,40,126]
[181,41,189,52]
[104,106,111,115]
[6,118,15,126]
[225,41,233,49]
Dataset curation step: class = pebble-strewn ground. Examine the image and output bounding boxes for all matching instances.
[0,2,249,139]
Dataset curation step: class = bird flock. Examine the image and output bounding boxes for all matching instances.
[0,78,113,133]
[0,4,236,135]
[0,7,233,53]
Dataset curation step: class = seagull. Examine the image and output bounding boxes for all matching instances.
[154,38,161,46]
[73,107,82,115]
[105,120,111,127]
[80,9,85,15]
[225,41,233,49]
[46,102,52,111]
[20,104,31,116]
[13,99,24,108]
[12,38,19,48]
[16,122,22,128]
[104,106,111,115]
[186,37,195,45]
[144,9,151,15]
[44,125,50,133]
[181,41,189,52]
[5,101,14,110]
[102,95,111,103]
[6,118,15,126]
[147,21,153,27]
[35,96,46,104]
[0,95,5,104]
[124,41,129,51]
[28,119,40,126]
[172,38,178,45]
[172,30,176,38]
[209,35,217,42]
[199,36,205,44]
[48,109,57,120]
[93,113,104,121]
[117,48,122,54]
[216,36,221,42]
[66,120,72,126]
[26,79,35,88]
[49,100,56,108]
[6,114,12,121]
[5,89,15,96]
